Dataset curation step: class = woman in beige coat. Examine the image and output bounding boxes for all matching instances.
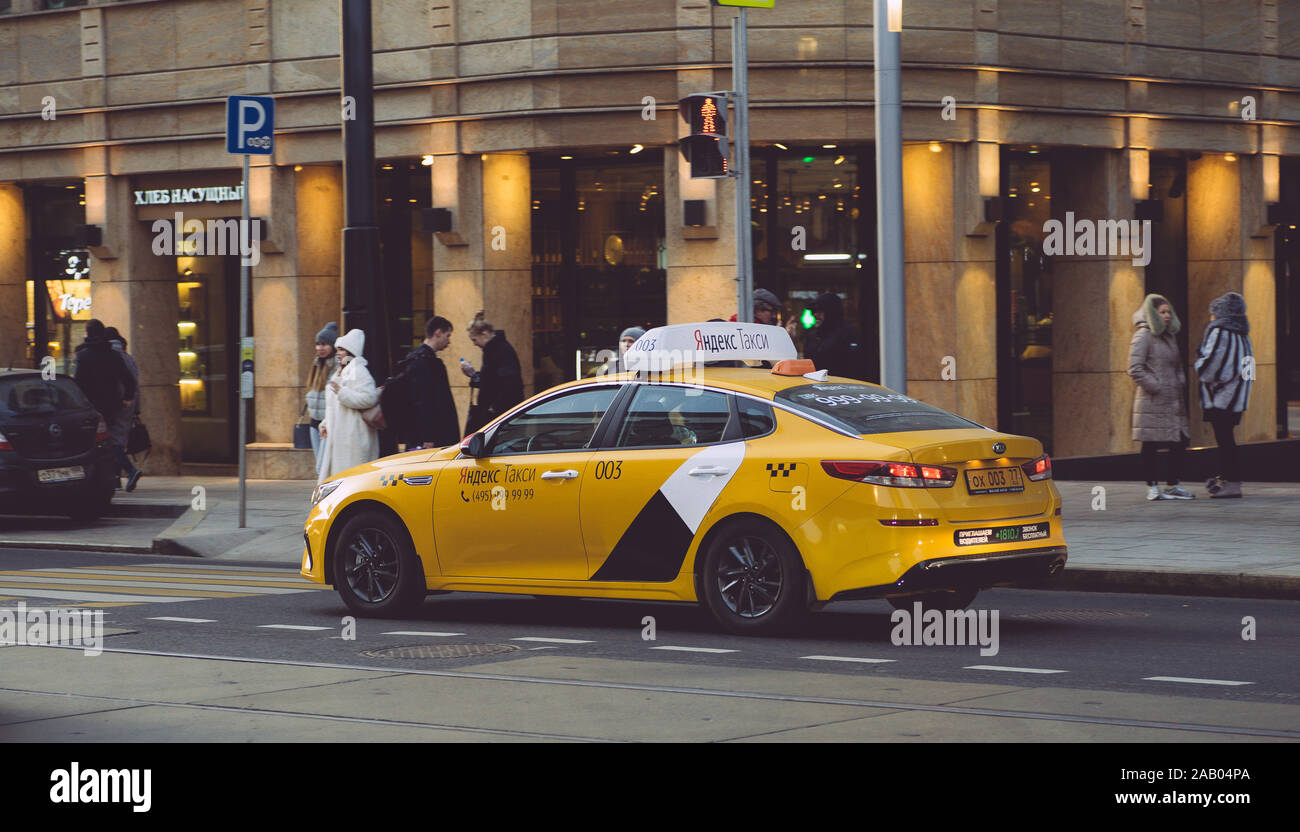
[1128,294,1193,500]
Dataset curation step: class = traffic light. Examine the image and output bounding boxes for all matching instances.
[678,94,730,179]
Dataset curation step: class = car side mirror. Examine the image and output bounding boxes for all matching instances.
[460,432,486,458]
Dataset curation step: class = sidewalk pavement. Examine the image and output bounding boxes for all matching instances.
[0,476,1296,600]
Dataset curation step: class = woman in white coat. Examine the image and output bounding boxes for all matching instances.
[317,328,380,483]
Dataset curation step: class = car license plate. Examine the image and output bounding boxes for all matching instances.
[964,466,1024,494]
[955,521,1050,547]
[38,466,85,483]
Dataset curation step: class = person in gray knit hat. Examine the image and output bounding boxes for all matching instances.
[1195,292,1253,498]
[304,321,338,476]
[597,326,647,375]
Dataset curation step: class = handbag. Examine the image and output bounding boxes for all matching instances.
[127,417,152,456]
[293,404,314,449]
[361,386,387,431]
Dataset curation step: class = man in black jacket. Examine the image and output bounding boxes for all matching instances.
[74,319,136,422]
[461,314,524,435]
[804,292,867,381]
[402,316,460,449]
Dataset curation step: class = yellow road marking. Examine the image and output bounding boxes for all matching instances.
[107,566,309,578]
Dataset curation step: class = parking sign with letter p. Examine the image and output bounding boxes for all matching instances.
[226,95,275,155]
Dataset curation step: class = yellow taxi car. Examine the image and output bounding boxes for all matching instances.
[302,322,1066,634]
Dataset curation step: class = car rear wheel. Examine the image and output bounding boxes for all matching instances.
[332,510,426,617]
[699,519,805,635]
[887,588,979,612]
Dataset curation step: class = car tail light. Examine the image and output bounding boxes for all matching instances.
[821,460,955,488]
[1021,454,1052,481]
[95,415,110,444]
[0,429,10,451]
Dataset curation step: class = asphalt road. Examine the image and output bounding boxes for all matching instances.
[3,548,1296,712]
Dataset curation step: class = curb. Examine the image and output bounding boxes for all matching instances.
[0,540,157,555]
[1041,566,1300,602]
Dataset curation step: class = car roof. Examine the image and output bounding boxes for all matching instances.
[563,367,886,399]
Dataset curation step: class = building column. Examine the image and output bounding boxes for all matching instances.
[246,163,341,479]
[1050,149,1146,458]
[432,143,533,424]
[0,184,26,368]
[89,175,182,474]
[901,142,998,428]
[665,151,736,325]
[1187,153,1277,446]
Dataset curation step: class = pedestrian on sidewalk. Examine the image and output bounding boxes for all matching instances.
[1127,294,1193,501]
[596,326,645,376]
[805,292,867,380]
[391,315,460,450]
[304,321,338,478]
[317,328,379,483]
[1194,291,1253,499]
[461,310,524,435]
[74,317,136,432]
[103,327,143,492]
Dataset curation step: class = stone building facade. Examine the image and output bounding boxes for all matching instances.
[1,0,1297,477]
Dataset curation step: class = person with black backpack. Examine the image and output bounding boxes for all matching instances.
[384,315,460,450]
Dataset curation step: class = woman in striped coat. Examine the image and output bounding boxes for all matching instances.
[1194,292,1253,498]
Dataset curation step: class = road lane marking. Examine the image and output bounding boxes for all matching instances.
[650,646,737,654]
[257,625,332,631]
[0,576,308,594]
[382,631,466,637]
[148,617,217,623]
[965,665,1066,674]
[1143,676,1254,686]
[511,637,595,644]
[0,588,200,603]
[13,569,322,587]
[802,655,896,664]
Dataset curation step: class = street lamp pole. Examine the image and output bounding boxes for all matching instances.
[874,0,906,392]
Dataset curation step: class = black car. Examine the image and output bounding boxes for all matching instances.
[0,369,118,520]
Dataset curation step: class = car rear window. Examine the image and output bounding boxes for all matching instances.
[0,376,93,417]
[775,383,980,435]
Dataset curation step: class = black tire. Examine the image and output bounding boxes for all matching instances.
[699,519,806,635]
[887,588,979,613]
[331,510,426,617]
[66,483,113,522]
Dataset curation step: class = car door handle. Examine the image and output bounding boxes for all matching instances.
[688,466,731,477]
[541,469,580,480]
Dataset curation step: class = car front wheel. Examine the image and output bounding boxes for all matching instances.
[699,520,805,635]
[332,510,426,617]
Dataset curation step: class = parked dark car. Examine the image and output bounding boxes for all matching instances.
[0,369,118,520]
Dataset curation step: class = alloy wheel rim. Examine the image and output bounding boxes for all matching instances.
[716,536,782,618]
[344,527,400,603]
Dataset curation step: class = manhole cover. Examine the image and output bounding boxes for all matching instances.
[1006,609,1148,623]
[363,643,522,660]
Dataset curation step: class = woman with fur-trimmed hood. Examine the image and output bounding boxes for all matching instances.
[1128,293,1193,501]
[317,328,379,484]
[1194,291,1253,498]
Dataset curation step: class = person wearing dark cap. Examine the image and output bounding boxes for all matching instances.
[803,292,866,380]
[304,321,338,476]
[103,327,143,492]
[1195,292,1253,498]
[597,326,646,375]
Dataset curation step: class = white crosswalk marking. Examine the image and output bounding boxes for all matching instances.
[0,564,323,607]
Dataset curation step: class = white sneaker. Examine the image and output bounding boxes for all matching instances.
[1162,485,1195,500]
[1146,485,1163,501]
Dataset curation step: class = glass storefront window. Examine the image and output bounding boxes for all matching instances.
[531,150,666,390]
[1000,150,1054,451]
[751,145,877,378]
[175,254,240,462]
[23,183,86,372]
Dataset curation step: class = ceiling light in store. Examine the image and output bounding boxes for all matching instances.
[803,253,852,261]
[1224,153,1238,162]
[381,164,393,170]
[774,143,788,150]
[822,144,837,149]
[630,144,644,154]
[834,156,845,166]
[928,142,942,153]
[421,155,434,166]
[561,156,573,160]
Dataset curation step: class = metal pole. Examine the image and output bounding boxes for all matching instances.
[733,8,753,323]
[874,0,906,392]
[238,153,249,528]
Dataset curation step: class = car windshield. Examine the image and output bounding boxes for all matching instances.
[775,383,980,435]
[0,376,92,418]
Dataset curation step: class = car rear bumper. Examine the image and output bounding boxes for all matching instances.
[828,546,1068,602]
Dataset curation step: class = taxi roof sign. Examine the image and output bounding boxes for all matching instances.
[625,322,796,372]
